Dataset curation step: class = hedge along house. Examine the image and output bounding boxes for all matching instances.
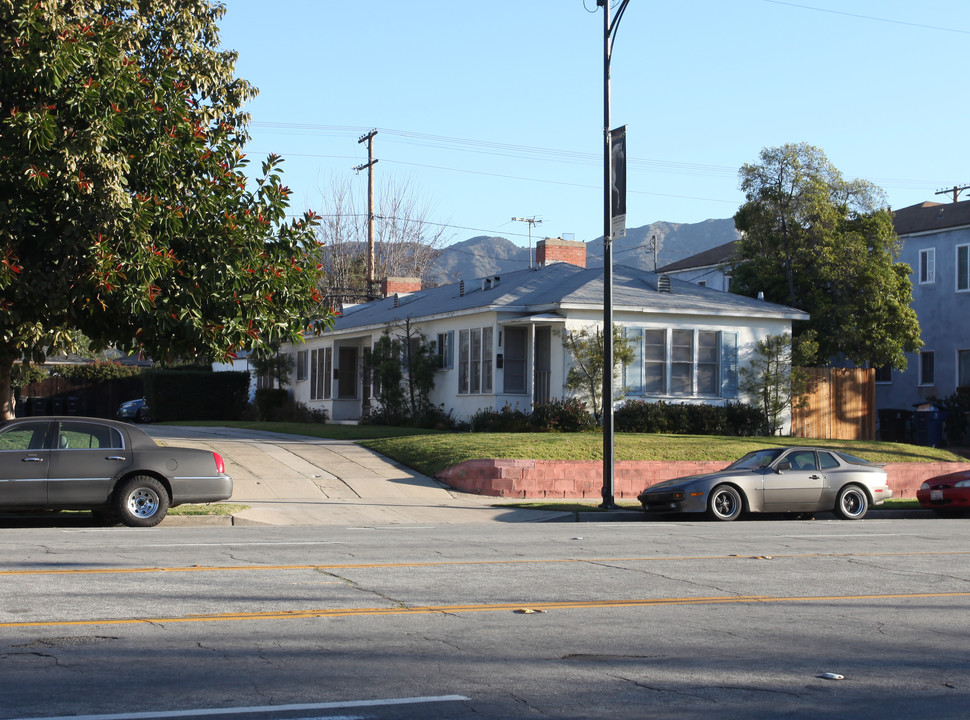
[286,238,809,426]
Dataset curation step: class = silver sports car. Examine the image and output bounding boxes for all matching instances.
[637,446,892,521]
[0,416,232,527]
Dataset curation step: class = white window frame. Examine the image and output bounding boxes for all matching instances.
[919,248,935,284]
[296,350,308,382]
[919,350,935,387]
[458,327,494,395]
[623,328,737,399]
[958,349,970,389]
[957,244,970,292]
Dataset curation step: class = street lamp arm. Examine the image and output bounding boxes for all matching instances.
[607,0,631,57]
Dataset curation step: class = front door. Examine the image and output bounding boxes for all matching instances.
[0,421,53,505]
[534,326,551,405]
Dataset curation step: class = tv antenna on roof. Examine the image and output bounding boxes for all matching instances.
[511,216,542,269]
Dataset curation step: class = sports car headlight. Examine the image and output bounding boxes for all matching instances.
[920,482,930,491]
[954,479,970,488]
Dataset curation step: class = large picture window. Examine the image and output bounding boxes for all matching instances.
[624,328,737,399]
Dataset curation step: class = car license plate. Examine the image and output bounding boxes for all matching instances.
[931,489,944,501]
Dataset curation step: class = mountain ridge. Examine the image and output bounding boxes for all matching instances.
[427,217,739,284]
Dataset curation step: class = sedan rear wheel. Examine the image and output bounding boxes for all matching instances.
[834,485,869,520]
[707,485,743,521]
[113,476,169,528]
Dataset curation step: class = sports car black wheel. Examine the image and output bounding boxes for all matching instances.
[113,476,169,527]
[834,485,869,520]
[707,484,743,521]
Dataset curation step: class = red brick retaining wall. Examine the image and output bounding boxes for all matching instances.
[435,459,970,500]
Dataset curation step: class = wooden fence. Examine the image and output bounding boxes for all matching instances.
[791,367,875,440]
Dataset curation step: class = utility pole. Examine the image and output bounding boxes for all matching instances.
[355,129,378,299]
[651,234,658,271]
[511,216,542,268]
[935,184,970,203]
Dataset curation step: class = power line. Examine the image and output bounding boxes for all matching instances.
[763,1,970,35]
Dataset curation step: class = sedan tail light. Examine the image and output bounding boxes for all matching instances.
[213,452,226,474]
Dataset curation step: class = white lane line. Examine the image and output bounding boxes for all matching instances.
[5,695,470,720]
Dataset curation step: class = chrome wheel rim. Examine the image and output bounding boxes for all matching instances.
[840,489,866,518]
[127,487,160,519]
[713,489,739,518]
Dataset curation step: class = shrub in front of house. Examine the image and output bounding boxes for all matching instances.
[529,397,596,432]
[615,400,765,436]
[470,403,531,433]
[724,401,766,437]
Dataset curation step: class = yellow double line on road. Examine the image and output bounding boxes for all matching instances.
[4,592,970,629]
[4,550,970,576]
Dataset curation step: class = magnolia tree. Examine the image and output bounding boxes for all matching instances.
[0,1,330,418]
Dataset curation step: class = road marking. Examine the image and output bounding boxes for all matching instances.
[3,695,469,720]
[3,592,969,629]
[3,550,969,576]
[145,542,347,548]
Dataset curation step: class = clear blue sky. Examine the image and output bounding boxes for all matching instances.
[219,1,970,251]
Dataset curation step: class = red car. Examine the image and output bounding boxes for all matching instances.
[917,470,970,517]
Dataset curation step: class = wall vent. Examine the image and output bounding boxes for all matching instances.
[459,279,465,297]
[658,274,671,293]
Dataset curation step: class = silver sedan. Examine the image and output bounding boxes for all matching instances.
[0,416,232,527]
[637,446,892,521]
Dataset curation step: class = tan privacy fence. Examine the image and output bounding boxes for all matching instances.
[791,367,875,440]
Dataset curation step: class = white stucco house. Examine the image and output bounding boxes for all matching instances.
[282,238,808,425]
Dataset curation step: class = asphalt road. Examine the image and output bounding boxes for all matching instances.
[2,518,969,719]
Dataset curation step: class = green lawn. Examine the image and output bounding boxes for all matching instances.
[170,421,965,478]
[359,432,964,477]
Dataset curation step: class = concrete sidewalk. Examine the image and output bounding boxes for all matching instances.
[146,425,576,526]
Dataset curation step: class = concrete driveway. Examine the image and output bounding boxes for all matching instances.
[145,425,572,526]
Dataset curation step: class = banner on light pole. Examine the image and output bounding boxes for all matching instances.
[610,125,627,239]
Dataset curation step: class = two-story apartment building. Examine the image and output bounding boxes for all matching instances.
[878,200,970,409]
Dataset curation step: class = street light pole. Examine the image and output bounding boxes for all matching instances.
[598,0,630,509]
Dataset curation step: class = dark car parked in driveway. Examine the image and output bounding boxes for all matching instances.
[117,398,150,423]
[0,416,232,527]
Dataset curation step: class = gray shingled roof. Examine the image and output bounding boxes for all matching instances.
[328,262,807,334]
[656,239,738,273]
[892,200,970,236]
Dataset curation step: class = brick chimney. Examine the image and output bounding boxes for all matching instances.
[381,277,421,297]
[536,237,586,268]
